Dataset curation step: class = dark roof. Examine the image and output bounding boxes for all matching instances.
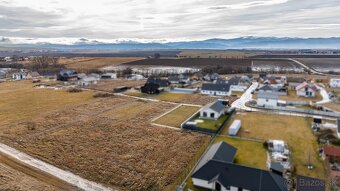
[258,85,275,91]
[201,83,230,92]
[59,69,77,77]
[209,101,225,113]
[168,76,179,82]
[227,77,241,85]
[257,92,278,100]
[192,160,287,191]
[147,77,169,87]
[194,142,237,173]
[270,162,284,173]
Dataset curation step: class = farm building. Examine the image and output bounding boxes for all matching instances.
[228,120,241,136]
[296,82,318,97]
[191,141,287,191]
[330,79,340,88]
[200,101,225,120]
[257,92,278,108]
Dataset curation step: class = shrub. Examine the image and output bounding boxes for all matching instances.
[67,88,82,93]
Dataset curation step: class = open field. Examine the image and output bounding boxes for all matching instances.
[221,112,325,180]
[88,79,146,92]
[178,50,258,58]
[322,103,340,112]
[0,81,207,191]
[122,58,252,68]
[297,58,340,73]
[59,57,143,72]
[126,91,223,105]
[252,59,303,71]
[279,89,322,102]
[153,105,200,128]
[0,81,94,126]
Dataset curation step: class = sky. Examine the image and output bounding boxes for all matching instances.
[0,0,340,44]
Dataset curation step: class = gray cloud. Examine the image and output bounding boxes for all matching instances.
[0,0,339,43]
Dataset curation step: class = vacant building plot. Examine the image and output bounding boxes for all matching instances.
[222,112,325,180]
[153,105,200,128]
[88,79,146,92]
[297,58,340,73]
[0,81,94,126]
[126,92,226,105]
[0,85,207,191]
[60,57,143,72]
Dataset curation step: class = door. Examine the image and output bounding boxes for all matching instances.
[215,182,221,191]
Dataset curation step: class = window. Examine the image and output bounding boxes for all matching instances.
[266,99,269,102]
[238,188,243,191]
[203,112,207,117]
[210,113,215,118]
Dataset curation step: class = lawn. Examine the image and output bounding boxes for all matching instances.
[221,112,326,180]
[184,136,267,191]
[192,115,228,131]
[279,89,322,102]
[0,81,94,126]
[153,105,200,128]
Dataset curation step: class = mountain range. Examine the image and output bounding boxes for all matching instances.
[1,37,340,50]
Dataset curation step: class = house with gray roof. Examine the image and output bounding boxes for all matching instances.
[200,101,226,119]
[257,92,279,108]
[192,141,288,191]
[201,83,231,96]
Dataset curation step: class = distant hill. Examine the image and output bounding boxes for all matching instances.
[1,37,340,50]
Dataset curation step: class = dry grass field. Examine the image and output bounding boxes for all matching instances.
[0,162,61,191]
[153,105,200,127]
[59,57,143,72]
[297,58,340,72]
[88,79,146,92]
[0,81,207,191]
[0,81,94,126]
[126,91,228,105]
[221,112,325,180]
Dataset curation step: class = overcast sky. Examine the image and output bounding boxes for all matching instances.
[0,0,340,43]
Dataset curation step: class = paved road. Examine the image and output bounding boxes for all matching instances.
[288,58,325,75]
[0,143,114,191]
[231,82,258,111]
[315,84,331,105]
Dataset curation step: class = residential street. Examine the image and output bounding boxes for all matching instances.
[231,82,258,111]
[315,84,331,104]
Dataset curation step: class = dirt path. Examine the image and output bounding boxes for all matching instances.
[0,151,78,191]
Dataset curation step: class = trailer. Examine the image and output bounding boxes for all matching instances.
[228,120,241,136]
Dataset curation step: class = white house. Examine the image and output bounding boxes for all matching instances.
[201,82,231,96]
[228,120,241,136]
[200,101,225,119]
[12,72,27,80]
[295,82,317,97]
[330,79,340,88]
[78,76,99,86]
[257,92,278,108]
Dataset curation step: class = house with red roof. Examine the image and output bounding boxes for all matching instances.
[295,82,318,97]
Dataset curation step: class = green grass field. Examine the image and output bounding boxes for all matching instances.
[221,112,325,180]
